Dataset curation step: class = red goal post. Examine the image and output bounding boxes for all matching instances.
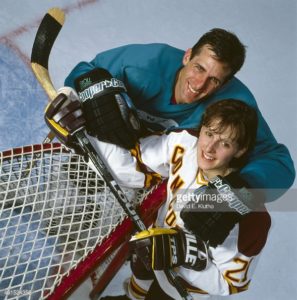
[0,143,166,299]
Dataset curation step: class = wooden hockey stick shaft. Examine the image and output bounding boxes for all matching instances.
[31,7,192,300]
[31,7,65,144]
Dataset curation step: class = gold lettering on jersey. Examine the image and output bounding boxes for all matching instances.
[165,196,178,226]
[166,177,184,226]
[170,175,184,193]
[224,257,253,283]
[165,145,186,227]
[171,145,185,175]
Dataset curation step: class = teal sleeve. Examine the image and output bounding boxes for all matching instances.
[64,43,178,88]
[64,45,128,87]
[240,110,295,202]
[209,79,295,202]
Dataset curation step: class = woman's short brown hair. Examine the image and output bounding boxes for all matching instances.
[198,99,258,167]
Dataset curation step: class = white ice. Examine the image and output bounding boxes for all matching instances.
[0,1,296,299]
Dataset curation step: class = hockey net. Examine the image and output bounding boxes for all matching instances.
[0,143,166,300]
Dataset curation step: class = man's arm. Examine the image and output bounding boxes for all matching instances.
[240,109,295,202]
[208,78,295,202]
[64,44,169,87]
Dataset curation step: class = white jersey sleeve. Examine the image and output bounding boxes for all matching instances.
[87,130,198,189]
[86,131,176,188]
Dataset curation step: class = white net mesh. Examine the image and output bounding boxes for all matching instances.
[0,144,151,299]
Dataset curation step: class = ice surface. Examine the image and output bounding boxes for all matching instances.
[0,1,296,299]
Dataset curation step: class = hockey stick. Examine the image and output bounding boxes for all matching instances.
[31,8,192,300]
[31,7,65,144]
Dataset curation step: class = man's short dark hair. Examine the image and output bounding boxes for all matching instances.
[191,28,246,80]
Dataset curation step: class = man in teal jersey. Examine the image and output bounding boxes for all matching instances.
[57,28,294,202]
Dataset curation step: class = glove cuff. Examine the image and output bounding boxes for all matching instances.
[57,86,79,101]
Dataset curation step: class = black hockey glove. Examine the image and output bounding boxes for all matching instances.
[74,68,141,150]
[180,172,259,248]
[44,87,85,154]
[129,227,208,271]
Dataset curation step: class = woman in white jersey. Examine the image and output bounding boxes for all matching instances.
[85,99,270,300]
[45,96,271,299]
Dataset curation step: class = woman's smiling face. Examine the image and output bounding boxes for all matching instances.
[197,120,246,178]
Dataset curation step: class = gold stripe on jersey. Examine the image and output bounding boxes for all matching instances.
[226,279,250,294]
[165,197,177,226]
[165,145,186,227]
[196,169,209,185]
[129,275,148,299]
[186,287,208,294]
[166,177,184,227]
[177,277,208,294]
[130,143,162,188]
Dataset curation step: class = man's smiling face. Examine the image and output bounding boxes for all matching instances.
[174,45,231,104]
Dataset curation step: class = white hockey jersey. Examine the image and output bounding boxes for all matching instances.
[88,130,271,297]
